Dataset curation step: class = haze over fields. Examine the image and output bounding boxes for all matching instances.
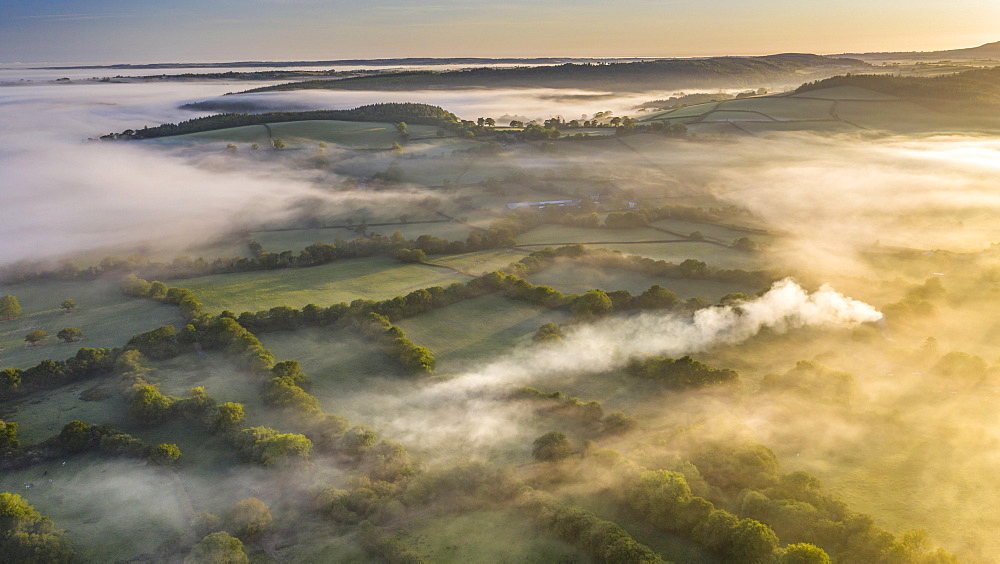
[3,3,1000,563]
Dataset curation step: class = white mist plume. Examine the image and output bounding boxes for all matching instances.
[368,279,883,454]
[460,278,882,388]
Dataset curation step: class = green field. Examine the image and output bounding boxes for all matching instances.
[0,374,126,442]
[178,256,469,314]
[258,327,409,420]
[396,294,571,371]
[719,97,835,120]
[427,249,525,276]
[686,121,751,136]
[251,227,365,253]
[0,279,184,370]
[791,85,901,100]
[574,241,765,269]
[368,221,472,242]
[404,508,588,562]
[267,120,441,148]
[701,110,777,122]
[649,219,773,245]
[639,102,721,121]
[166,120,444,149]
[252,222,473,251]
[525,262,752,301]
[635,87,979,134]
[515,224,672,246]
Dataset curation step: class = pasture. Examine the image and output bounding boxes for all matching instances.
[427,249,526,276]
[178,256,468,314]
[525,261,753,301]
[167,120,444,150]
[0,279,184,370]
[404,509,587,562]
[251,227,366,253]
[570,241,765,269]
[395,294,571,371]
[515,224,672,246]
[258,327,409,420]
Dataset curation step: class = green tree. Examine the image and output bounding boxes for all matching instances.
[149,443,181,464]
[0,493,75,563]
[634,285,677,310]
[57,421,92,453]
[25,330,47,346]
[933,351,988,381]
[570,290,613,318]
[341,425,378,456]
[185,531,248,564]
[250,143,259,150]
[532,322,563,344]
[0,295,21,320]
[57,327,83,343]
[225,498,272,540]
[532,431,572,462]
[60,299,76,313]
[394,248,426,263]
[271,138,285,150]
[225,143,237,153]
[601,411,638,435]
[729,518,779,563]
[779,543,831,564]
[0,420,20,451]
[127,385,175,425]
[209,402,246,433]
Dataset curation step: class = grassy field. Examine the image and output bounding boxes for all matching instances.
[403,508,588,562]
[251,227,365,252]
[701,110,777,123]
[368,221,472,242]
[0,373,126,442]
[267,120,441,148]
[165,125,270,144]
[427,249,525,276]
[515,224,672,246]
[638,102,721,121]
[686,122,751,136]
[791,86,901,101]
[834,100,954,131]
[0,454,191,562]
[0,279,184,370]
[165,120,444,150]
[178,256,469,314]
[649,219,773,245]
[572,241,765,270]
[525,262,752,301]
[258,327,409,420]
[719,97,835,120]
[396,294,571,372]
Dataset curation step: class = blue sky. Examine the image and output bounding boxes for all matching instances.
[2,0,999,63]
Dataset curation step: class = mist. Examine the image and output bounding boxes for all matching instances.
[356,279,882,455]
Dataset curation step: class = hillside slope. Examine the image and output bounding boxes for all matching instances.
[236,54,869,93]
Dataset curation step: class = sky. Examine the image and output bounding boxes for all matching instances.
[1,0,999,64]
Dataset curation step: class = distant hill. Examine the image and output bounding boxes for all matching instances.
[235,54,869,94]
[796,67,1000,109]
[37,57,685,71]
[101,103,458,140]
[836,41,1000,61]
